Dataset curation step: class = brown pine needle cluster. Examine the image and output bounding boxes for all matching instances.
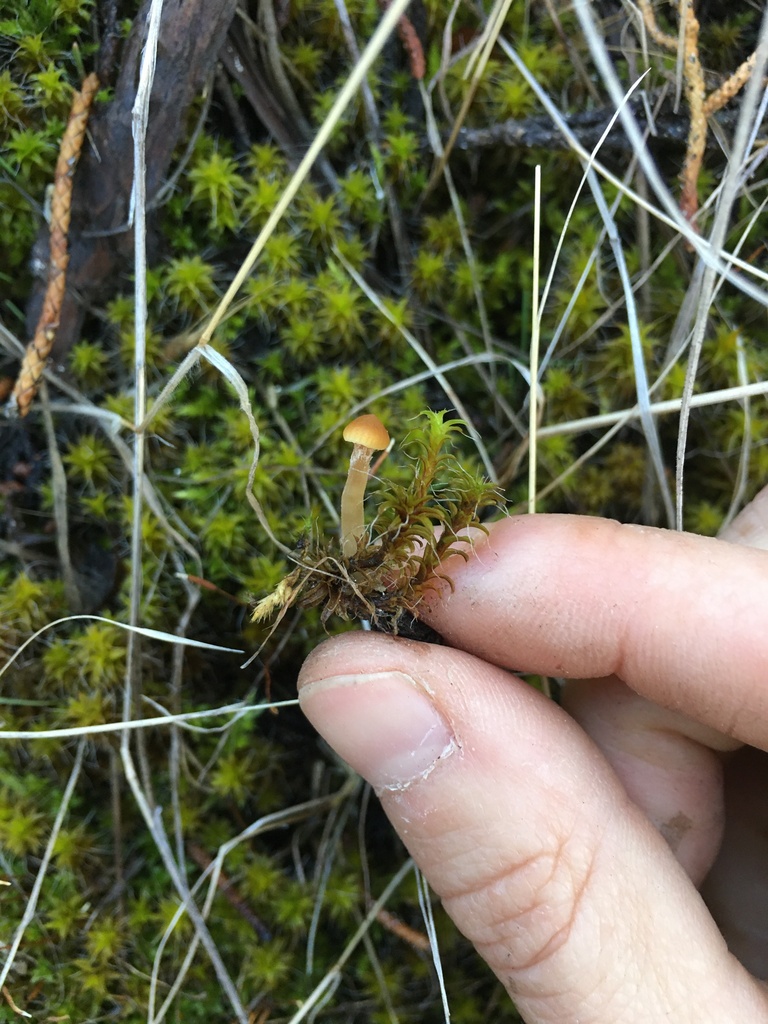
[10,72,99,418]
[637,0,758,221]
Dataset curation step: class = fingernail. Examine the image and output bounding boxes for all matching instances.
[298,671,456,792]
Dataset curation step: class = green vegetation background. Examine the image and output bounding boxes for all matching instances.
[0,0,765,1019]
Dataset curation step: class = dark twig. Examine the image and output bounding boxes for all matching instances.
[187,844,272,942]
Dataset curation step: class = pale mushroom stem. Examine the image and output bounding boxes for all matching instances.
[340,444,374,557]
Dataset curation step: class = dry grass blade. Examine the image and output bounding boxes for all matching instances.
[537,377,768,440]
[423,0,516,196]
[122,2,249,1019]
[637,0,760,219]
[285,858,416,1024]
[333,250,498,479]
[149,783,358,1021]
[420,82,500,413]
[0,701,296,743]
[198,0,415,347]
[0,742,86,998]
[528,165,541,515]
[498,34,674,518]
[416,867,450,1022]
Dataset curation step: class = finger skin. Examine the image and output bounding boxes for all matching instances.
[299,634,768,1024]
[701,747,768,978]
[560,676,728,883]
[720,484,768,550]
[419,515,768,749]
[697,488,768,971]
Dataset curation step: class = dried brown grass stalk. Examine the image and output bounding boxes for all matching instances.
[10,72,99,418]
[375,908,430,952]
[377,0,425,79]
[396,13,425,80]
[703,51,757,116]
[636,1,759,221]
[637,0,677,50]
[677,0,706,221]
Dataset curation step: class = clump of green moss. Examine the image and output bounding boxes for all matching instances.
[253,411,501,633]
[2,0,767,1018]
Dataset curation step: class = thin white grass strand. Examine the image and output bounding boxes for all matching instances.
[333,250,498,479]
[0,613,242,687]
[532,416,629,506]
[0,701,298,743]
[722,333,752,530]
[570,0,707,256]
[361,930,402,1024]
[148,787,356,1022]
[0,741,85,993]
[202,344,301,557]
[537,377,768,437]
[305,792,359,974]
[503,33,674,519]
[537,72,649,337]
[139,345,200,432]
[124,0,162,723]
[422,0,516,193]
[595,174,675,524]
[463,0,515,82]
[124,14,248,1012]
[139,803,248,1022]
[304,351,531,459]
[286,858,417,1024]
[416,867,450,1023]
[420,82,495,372]
[497,33,768,303]
[528,165,541,514]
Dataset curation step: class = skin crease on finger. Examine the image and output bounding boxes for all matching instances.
[299,633,768,1024]
[559,676,730,885]
[699,494,768,975]
[553,495,768,968]
[415,513,768,965]
[700,747,768,979]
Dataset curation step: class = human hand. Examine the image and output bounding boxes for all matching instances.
[298,491,768,1024]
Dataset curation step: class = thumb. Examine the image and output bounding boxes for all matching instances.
[298,632,766,1024]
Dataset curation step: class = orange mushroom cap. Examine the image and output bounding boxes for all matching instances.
[342,413,390,450]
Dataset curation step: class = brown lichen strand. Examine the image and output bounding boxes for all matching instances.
[11,73,99,417]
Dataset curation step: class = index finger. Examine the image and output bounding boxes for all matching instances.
[419,514,768,749]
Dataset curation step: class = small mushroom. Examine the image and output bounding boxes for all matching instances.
[340,413,390,557]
